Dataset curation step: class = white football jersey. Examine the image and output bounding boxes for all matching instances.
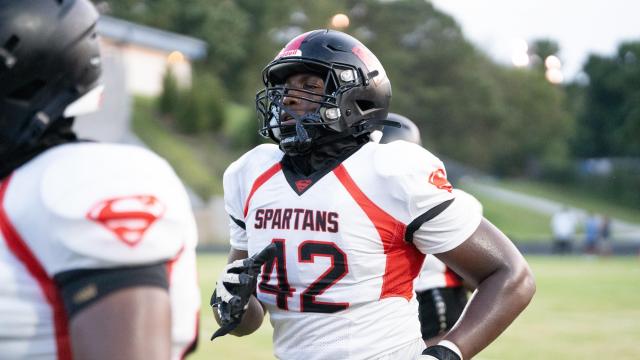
[0,143,200,360]
[414,190,478,293]
[224,141,482,360]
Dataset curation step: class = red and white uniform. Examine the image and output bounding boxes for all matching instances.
[0,143,200,360]
[414,194,477,292]
[224,141,482,360]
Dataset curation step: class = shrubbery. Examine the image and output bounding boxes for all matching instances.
[157,67,227,135]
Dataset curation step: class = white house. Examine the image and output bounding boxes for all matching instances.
[74,16,207,144]
[97,15,208,96]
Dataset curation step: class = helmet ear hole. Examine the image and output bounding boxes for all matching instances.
[355,100,375,112]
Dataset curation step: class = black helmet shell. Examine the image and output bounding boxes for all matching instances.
[0,0,101,153]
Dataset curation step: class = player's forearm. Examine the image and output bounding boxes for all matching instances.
[213,295,265,336]
[442,262,535,359]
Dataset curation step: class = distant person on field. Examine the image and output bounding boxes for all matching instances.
[598,215,612,256]
[583,213,600,255]
[380,113,470,346]
[551,206,577,254]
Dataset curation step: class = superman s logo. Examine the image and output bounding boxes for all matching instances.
[87,195,166,247]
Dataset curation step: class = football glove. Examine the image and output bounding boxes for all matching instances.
[419,345,461,360]
[210,243,276,340]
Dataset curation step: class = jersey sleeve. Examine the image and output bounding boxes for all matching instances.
[223,153,250,251]
[375,142,482,254]
[412,189,482,254]
[223,144,283,251]
[40,146,197,275]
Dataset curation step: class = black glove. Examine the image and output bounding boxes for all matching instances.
[420,345,462,360]
[210,243,276,340]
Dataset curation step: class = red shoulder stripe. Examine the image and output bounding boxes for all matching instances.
[243,162,282,218]
[0,175,72,360]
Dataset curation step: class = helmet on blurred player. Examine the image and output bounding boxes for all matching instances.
[0,0,102,155]
[256,29,391,155]
[379,113,422,145]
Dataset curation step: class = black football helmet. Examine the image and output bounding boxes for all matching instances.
[256,29,391,155]
[0,0,102,155]
[380,113,422,145]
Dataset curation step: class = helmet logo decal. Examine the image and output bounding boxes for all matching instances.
[275,31,312,60]
[428,169,453,193]
[86,195,166,247]
[279,49,302,58]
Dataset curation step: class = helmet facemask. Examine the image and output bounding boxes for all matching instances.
[256,58,363,155]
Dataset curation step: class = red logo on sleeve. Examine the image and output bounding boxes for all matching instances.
[428,169,453,192]
[86,195,166,247]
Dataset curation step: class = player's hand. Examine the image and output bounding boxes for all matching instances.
[211,258,257,321]
[419,345,461,360]
[210,243,276,340]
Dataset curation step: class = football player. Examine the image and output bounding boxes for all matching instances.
[0,1,199,359]
[380,113,471,347]
[212,29,535,360]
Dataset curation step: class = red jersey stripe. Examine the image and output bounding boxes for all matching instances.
[243,162,282,218]
[333,164,424,300]
[0,175,72,360]
[165,246,200,359]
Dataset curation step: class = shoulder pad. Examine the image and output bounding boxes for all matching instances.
[373,141,445,177]
[39,143,194,271]
[224,144,282,181]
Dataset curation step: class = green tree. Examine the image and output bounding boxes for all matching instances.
[175,70,227,134]
[574,41,640,157]
[529,39,560,71]
[158,67,180,116]
[349,0,573,175]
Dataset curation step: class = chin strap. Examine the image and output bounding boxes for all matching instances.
[14,90,77,149]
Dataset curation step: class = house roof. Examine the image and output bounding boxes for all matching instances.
[97,15,208,60]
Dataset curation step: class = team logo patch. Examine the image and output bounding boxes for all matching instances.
[295,179,313,192]
[87,195,166,247]
[278,49,302,58]
[275,31,311,60]
[428,169,453,192]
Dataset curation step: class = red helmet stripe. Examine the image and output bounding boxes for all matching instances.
[276,31,312,59]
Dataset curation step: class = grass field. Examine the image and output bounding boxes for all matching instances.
[190,253,640,360]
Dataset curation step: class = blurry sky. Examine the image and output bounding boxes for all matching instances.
[429,0,640,80]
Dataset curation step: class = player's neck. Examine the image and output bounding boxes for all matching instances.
[286,135,366,176]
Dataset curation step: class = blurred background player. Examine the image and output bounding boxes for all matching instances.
[0,1,199,359]
[212,29,535,360]
[380,113,470,346]
[550,205,578,254]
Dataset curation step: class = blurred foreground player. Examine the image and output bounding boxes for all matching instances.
[0,1,199,359]
[212,29,535,360]
[380,113,470,346]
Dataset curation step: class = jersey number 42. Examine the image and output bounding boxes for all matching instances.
[258,239,349,313]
